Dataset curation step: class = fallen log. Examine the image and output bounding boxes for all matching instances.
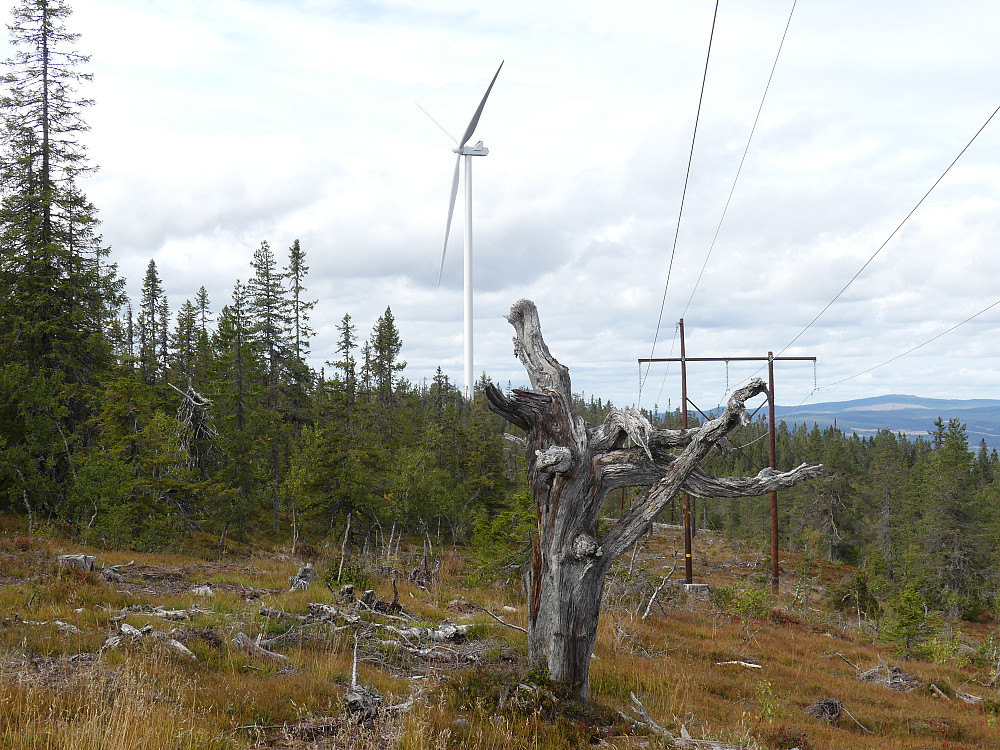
[260,605,308,622]
[308,602,361,624]
[386,619,470,642]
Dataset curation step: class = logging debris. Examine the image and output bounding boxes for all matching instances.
[58,554,95,571]
[858,661,920,692]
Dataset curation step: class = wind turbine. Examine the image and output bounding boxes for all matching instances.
[426,61,503,399]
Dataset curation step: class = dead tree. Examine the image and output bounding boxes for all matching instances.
[485,300,823,700]
[170,382,218,478]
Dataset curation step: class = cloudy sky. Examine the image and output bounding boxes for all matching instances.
[11,0,999,414]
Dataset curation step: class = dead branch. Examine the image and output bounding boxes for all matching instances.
[384,620,470,642]
[829,651,860,671]
[716,660,762,669]
[628,692,675,742]
[101,623,197,660]
[232,632,290,663]
[259,605,308,622]
[930,683,950,700]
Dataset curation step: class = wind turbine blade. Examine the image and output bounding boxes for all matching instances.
[438,154,462,285]
[458,60,504,147]
[415,101,457,145]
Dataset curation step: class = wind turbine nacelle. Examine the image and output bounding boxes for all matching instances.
[454,140,489,156]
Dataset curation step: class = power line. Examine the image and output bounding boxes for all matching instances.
[748,294,1000,431]
[775,102,1000,358]
[681,0,798,319]
[640,0,720,403]
[816,296,1000,391]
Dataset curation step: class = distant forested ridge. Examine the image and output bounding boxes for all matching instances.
[773,394,1000,450]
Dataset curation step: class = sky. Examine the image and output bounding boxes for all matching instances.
[8,0,999,416]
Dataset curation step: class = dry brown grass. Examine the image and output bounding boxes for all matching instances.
[1,523,999,749]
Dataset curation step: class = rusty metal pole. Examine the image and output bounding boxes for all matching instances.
[767,352,779,596]
[680,319,693,584]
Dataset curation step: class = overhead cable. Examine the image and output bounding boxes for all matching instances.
[775,102,1000,357]
[682,0,798,318]
[639,0,720,404]
[817,296,1000,390]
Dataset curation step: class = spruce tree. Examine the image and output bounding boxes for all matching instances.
[170,299,198,386]
[247,240,292,530]
[284,239,315,428]
[285,239,315,362]
[0,0,121,519]
[248,239,290,390]
[369,306,405,405]
[0,0,120,379]
[136,259,164,384]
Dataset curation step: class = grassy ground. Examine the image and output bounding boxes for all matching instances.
[1,519,998,749]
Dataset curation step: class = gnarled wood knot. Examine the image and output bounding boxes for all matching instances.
[535,446,572,474]
[572,533,603,560]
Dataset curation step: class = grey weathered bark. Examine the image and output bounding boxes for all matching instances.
[485,300,823,699]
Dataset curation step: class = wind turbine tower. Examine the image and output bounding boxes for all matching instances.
[431,61,503,399]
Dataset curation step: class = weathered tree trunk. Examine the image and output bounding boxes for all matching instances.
[486,300,822,699]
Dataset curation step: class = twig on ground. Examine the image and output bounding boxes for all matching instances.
[830,651,860,671]
[643,552,679,620]
[841,704,873,733]
[473,603,528,634]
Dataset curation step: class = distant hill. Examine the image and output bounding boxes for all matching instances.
[773,394,1000,450]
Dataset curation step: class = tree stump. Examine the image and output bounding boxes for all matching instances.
[58,554,95,571]
[289,563,314,591]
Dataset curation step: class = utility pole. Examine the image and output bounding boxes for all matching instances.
[680,320,692,583]
[640,324,816,593]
